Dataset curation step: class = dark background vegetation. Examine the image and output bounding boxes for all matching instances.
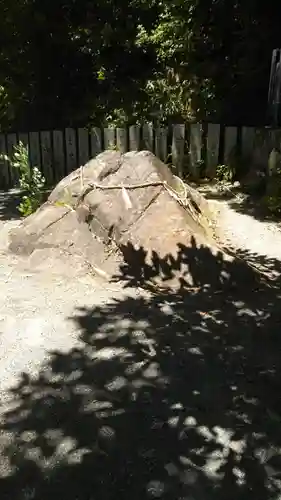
[1,0,281,131]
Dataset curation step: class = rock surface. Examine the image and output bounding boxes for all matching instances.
[7,150,237,289]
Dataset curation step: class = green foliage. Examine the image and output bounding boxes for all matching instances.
[3,142,45,216]
[0,0,280,128]
[215,164,234,182]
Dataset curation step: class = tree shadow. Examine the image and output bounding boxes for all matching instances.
[195,180,281,223]
[224,245,281,288]
[228,195,281,223]
[1,238,281,499]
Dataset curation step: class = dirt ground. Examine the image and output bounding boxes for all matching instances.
[196,182,281,282]
[1,188,281,500]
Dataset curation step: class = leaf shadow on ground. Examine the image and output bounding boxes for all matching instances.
[1,238,281,499]
[218,245,281,288]
[196,181,280,223]
[227,196,280,223]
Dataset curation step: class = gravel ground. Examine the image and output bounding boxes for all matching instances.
[1,190,281,499]
[207,196,281,281]
[0,216,139,394]
[213,200,281,259]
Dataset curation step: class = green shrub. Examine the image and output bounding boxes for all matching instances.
[2,141,45,216]
[215,164,234,182]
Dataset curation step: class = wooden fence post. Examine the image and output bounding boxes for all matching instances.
[104,128,116,150]
[116,128,128,153]
[189,123,203,178]
[129,125,140,151]
[53,130,65,181]
[0,134,9,188]
[142,123,154,152]
[40,131,53,185]
[206,123,220,178]
[155,127,168,162]
[65,128,77,174]
[224,126,238,164]
[90,127,102,157]
[29,131,41,174]
[172,124,185,177]
[7,133,18,185]
[78,128,90,166]
[241,127,255,160]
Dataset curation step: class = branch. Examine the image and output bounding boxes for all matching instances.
[75,180,168,206]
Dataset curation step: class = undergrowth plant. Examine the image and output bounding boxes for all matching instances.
[2,141,45,216]
[215,163,234,182]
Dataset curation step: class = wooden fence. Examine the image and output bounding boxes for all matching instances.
[0,123,280,189]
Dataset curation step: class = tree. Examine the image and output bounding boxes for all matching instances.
[137,0,281,125]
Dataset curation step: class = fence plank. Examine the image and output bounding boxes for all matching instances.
[0,134,9,188]
[224,126,238,164]
[116,128,127,153]
[104,128,115,149]
[129,125,140,151]
[142,123,154,152]
[252,128,273,170]
[78,128,89,166]
[53,130,65,181]
[7,133,18,185]
[29,131,41,173]
[40,131,53,185]
[18,132,29,187]
[241,127,255,159]
[155,127,168,161]
[206,123,220,177]
[65,128,77,174]
[172,124,185,177]
[18,133,29,150]
[90,127,102,158]
[189,123,203,178]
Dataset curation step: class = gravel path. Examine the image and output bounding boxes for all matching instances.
[1,191,281,499]
[209,198,281,281]
[0,217,137,394]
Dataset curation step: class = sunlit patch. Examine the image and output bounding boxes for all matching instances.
[21,430,37,443]
[83,400,113,414]
[203,452,227,480]
[60,369,81,383]
[170,402,184,410]
[167,416,179,428]
[124,360,146,375]
[160,303,174,315]
[67,447,91,464]
[91,347,132,360]
[197,425,213,441]
[183,416,197,427]
[192,390,200,395]
[143,362,161,379]
[106,376,127,391]
[146,479,166,498]
[233,466,246,486]
[56,436,77,456]
[188,346,203,355]
[74,384,93,395]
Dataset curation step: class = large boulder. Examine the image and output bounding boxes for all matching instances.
[7,150,237,289]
